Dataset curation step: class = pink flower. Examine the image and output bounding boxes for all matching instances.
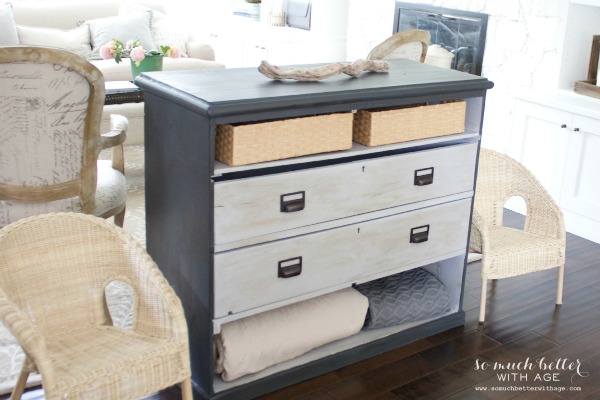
[168,46,181,58]
[99,41,116,60]
[129,46,146,64]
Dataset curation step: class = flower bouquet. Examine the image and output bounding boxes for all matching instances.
[99,39,181,78]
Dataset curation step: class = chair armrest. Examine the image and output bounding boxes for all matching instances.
[469,208,489,254]
[101,114,128,173]
[186,40,216,61]
[0,290,55,386]
[124,243,188,343]
[101,114,128,150]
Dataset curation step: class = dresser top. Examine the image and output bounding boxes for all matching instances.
[135,59,493,117]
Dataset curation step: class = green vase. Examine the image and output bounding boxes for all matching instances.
[130,55,163,79]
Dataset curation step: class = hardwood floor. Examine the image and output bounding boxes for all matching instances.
[9,210,600,400]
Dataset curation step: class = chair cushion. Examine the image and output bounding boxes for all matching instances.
[91,57,225,81]
[0,161,125,227]
[0,2,18,46]
[95,160,126,217]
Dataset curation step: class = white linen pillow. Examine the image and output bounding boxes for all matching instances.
[0,2,18,46]
[85,11,155,60]
[17,25,92,59]
[119,4,188,57]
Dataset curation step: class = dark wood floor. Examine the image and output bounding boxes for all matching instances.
[9,210,600,400]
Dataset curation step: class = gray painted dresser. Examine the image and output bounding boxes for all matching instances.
[135,59,494,399]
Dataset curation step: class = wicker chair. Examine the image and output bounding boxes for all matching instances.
[0,212,193,400]
[470,148,566,323]
[367,29,431,63]
[0,46,127,228]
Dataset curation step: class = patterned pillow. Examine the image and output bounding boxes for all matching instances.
[0,2,18,45]
[355,267,452,330]
[119,4,188,57]
[84,11,156,60]
[17,25,92,59]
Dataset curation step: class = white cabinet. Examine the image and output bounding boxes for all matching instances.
[561,114,600,221]
[508,101,571,202]
[508,97,600,243]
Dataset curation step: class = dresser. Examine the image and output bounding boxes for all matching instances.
[135,59,493,399]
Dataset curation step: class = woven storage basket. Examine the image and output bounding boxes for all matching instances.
[216,113,353,166]
[352,101,466,146]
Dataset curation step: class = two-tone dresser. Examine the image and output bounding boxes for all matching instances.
[135,59,494,399]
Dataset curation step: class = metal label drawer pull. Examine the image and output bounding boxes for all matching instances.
[414,167,434,186]
[280,191,305,213]
[278,256,303,278]
[410,225,430,243]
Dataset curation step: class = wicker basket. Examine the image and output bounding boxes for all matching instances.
[216,113,353,166]
[352,101,467,146]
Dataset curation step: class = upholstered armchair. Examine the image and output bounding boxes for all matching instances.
[0,46,127,227]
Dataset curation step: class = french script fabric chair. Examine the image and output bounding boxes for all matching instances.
[0,212,193,400]
[470,148,566,323]
[0,46,127,228]
[367,29,431,63]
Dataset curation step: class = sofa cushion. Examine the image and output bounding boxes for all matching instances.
[91,57,225,81]
[0,2,18,45]
[85,11,155,59]
[16,25,92,59]
[118,4,189,58]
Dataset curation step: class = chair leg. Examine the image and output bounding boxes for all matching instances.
[10,362,30,400]
[479,278,488,323]
[113,207,126,228]
[181,377,193,400]
[556,264,565,305]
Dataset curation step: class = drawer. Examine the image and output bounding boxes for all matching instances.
[214,142,478,246]
[213,197,471,318]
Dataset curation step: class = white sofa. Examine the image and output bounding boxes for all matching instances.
[9,1,225,145]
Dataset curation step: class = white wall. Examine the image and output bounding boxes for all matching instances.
[347,0,564,152]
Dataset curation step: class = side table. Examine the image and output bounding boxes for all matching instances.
[104,81,143,105]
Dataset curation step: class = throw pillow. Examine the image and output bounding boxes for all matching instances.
[118,4,188,57]
[85,11,155,60]
[0,2,18,46]
[17,25,92,59]
[355,267,452,330]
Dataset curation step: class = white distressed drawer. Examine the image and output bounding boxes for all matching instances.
[213,197,471,318]
[214,142,477,247]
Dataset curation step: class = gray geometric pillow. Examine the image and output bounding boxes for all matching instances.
[355,267,451,330]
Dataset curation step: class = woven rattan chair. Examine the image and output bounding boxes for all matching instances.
[0,46,127,228]
[470,148,566,323]
[0,212,193,400]
[367,29,431,63]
